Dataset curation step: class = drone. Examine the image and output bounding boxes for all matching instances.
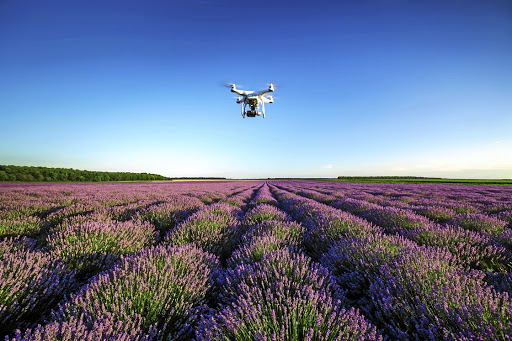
[227,83,276,118]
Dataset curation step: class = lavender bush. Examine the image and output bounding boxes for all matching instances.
[137,196,204,235]
[367,250,512,340]
[0,216,42,238]
[47,220,156,276]
[166,203,243,259]
[447,212,509,236]
[243,204,291,226]
[199,250,382,340]
[54,243,219,339]
[411,205,457,223]
[404,224,512,272]
[9,314,161,341]
[0,249,75,335]
[227,222,305,268]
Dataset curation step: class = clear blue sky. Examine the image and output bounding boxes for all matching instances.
[1,0,511,178]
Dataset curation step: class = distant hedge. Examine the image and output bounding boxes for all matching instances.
[0,165,171,182]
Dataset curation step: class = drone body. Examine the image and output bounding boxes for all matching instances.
[229,83,275,118]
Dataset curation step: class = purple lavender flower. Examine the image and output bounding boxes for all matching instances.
[243,204,291,226]
[447,212,509,236]
[367,249,512,340]
[241,220,305,246]
[199,250,382,340]
[0,216,42,238]
[227,223,305,268]
[404,224,512,272]
[247,184,280,208]
[9,314,161,341]
[165,203,243,259]
[0,249,75,335]
[411,205,457,223]
[47,220,156,275]
[54,243,219,339]
[137,196,204,234]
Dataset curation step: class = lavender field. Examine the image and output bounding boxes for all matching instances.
[1,180,512,340]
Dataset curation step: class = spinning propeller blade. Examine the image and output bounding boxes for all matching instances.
[266,82,281,88]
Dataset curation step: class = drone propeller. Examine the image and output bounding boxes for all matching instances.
[219,82,244,89]
[266,82,282,88]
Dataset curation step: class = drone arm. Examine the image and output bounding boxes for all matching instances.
[261,95,273,103]
[255,84,275,96]
[256,89,272,96]
[231,88,245,96]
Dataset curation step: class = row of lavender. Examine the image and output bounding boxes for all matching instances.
[285,181,512,226]
[2,180,512,339]
[268,182,512,340]
[278,181,512,274]
[0,182,260,338]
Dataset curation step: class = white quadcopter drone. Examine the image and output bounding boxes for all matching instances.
[227,83,275,118]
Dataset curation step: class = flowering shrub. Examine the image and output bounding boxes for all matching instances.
[137,196,204,234]
[165,203,243,259]
[8,314,161,341]
[0,216,42,238]
[0,249,75,334]
[241,220,305,246]
[54,243,219,340]
[368,251,512,340]
[447,212,509,236]
[47,220,156,275]
[411,205,457,223]
[227,221,305,268]
[243,204,290,226]
[333,198,432,234]
[199,250,382,340]
[247,184,279,208]
[404,224,512,272]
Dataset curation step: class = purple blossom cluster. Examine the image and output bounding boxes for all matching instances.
[0,248,75,335]
[165,203,244,259]
[272,187,381,257]
[367,250,512,340]
[227,220,305,267]
[243,203,291,226]
[49,243,219,340]
[403,224,511,271]
[447,212,509,236]
[9,314,161,341]
[331,197,432,234]
[137,196,204,235]
[0,216,42,238]
[44,202,104,227]
[199,250,383,340]
[223,186,258,208]
[410,205,457,223]
[495,210,512,228]
[1,180,511,339]
[247,184,279,208]
[47,220,156,275]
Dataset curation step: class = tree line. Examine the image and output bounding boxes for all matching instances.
[0,165,171,182]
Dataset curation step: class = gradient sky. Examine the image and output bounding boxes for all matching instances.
[1,0,511,178]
